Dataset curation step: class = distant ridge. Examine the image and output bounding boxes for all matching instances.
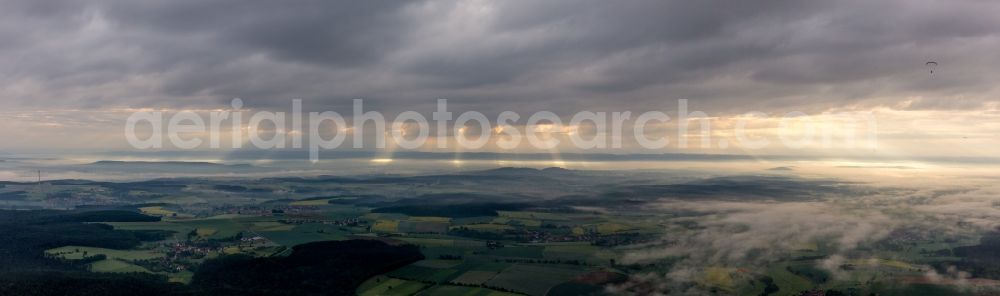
[475,166,573,175]
[541,167,572,173]
[91,150,1000,165]
[88,160,252,167]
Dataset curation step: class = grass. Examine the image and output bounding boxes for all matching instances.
[703,267,734,289]
[389,265,462,283]
[485,264,584,296]
[492,217,542,227]
[258,224,349,246]
[195,227,218,237]
[451,224,513,232]
[47,246,192,281]
[139,206,176,216]
[151,195,205,205]
[223,246,241,254]
[452,216,496,225]
[400,221,449,233]
[796,242,820,252]
[108,216,268,241]
[515,219,543,227]
[357,277,428,296]
[177,218,247,239]
[290,198,333,206]
[137,206,194,219]
[545,242,601,256]
[364,213,409,220]
[162,270,194,284]
[766,263,814,294]
[413,259,463,269]
[410,216,452,223]
[416,285,521,296]
[881,284,965,296]
[489,246,545,259]
[595,223,633,234]
[89,259,150,273]
[397,237,459,247]
[851,258,918,270]
[105,221,195,240]
[251,221,295,232]
[497,211,572,221]
[373,220,401,233]
[457,261,512,273]
[450,270,498,285]
[547,282,604,296]
[46,246,164,261]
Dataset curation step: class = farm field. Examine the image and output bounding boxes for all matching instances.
[3,167,992,295]
[416,285,521,296]
[357,277,429,296]
[89,259,150,273]
[450,270,498,285]
[484,264,587,296]
[257,224,350,246]
[46,246,164,261]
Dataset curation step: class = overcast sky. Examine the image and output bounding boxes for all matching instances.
[1,0,998,156]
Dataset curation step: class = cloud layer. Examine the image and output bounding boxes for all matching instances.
[3,0,1000,154]
[3,0,1000,114]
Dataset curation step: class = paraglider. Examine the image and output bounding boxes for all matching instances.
[926,61,938,74]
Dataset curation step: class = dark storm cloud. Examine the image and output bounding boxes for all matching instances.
[1,0,998,113]
[103,1,413,66]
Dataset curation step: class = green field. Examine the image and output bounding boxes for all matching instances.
[488,246,545,259]
[105,221,195,240]
[46,246,164,261]
[485,264,585,296]
[410,216,452,223]
[46,246,196,283]
[258,223,350,246]
[107,216,256,240]
[399,220,449,233]
[413,259,463,269]
[139,206,176,216]
[492,217,542,227]
[452,224,513,232]
[450,270,498,285]
[373,220,401,233]
[416,285,521,296]
[397,237,483,248]
[766,263,815,294]
[452,261,513,273]
[389,265,462,283]
[89,259,151,273]
[497,211,576,221]
[595,222,633,234]
[177,217,249,239]
[290,198,334,206]
[541,243,607,262]
[163,271,194,284]
[251,221,295,232]
[357,276,429,296]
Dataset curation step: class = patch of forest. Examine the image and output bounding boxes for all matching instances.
[0,209,424,295]
[191,240,423,296]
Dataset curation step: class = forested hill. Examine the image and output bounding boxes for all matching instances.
[0,209,424,295]
[192,240,423,296]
